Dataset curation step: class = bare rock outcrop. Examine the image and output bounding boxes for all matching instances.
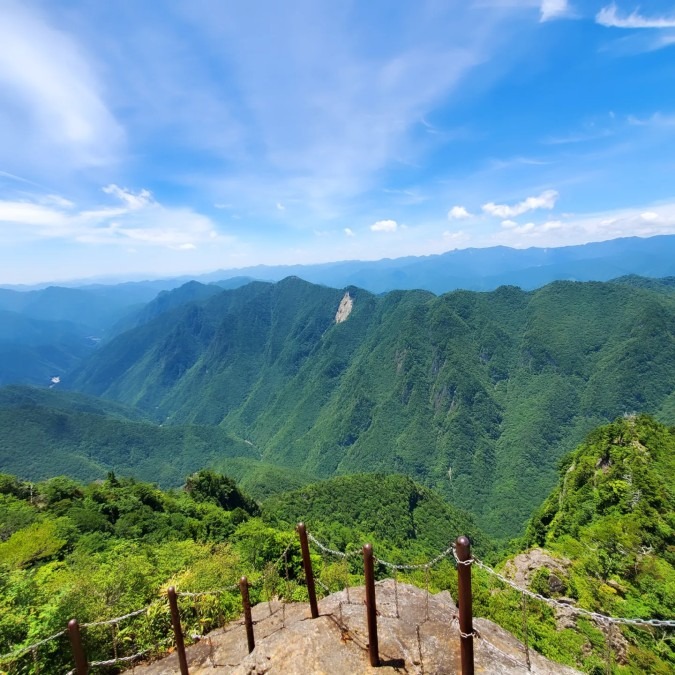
[131,581,580,674]
[335,292,353,323]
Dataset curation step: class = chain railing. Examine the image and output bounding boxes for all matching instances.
[3,527,673,675]
[450,546,675,629]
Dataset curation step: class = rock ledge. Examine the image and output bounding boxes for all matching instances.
[132,581,580,674]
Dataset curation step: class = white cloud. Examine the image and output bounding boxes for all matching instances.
[276,202,285,211]
[0,186,226,251]
[540,0,571,22]
[501,219,518,228]
[448,205,472,220]
[344,227,355,237]
[370,219,398,233]
[102,185,153,210]
[488,201,675,248]
[0,1,123,170]
[597,4,675,29]
[482,189,559,218]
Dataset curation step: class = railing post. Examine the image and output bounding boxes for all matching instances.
[363,543,380,667]
[296,522,319,618]
[67,619,88,675]
[239,576,255,653]
[167,586,189,675]
[456,535,475,675]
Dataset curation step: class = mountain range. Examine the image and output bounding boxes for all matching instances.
[0,272,671,538]
[7,234,675,296]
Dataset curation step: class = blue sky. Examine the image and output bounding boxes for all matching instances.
[1,0,675,284]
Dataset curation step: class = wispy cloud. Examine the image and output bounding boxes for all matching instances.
[482,189,559,218]
[0,1,123,173]
[597,4,675,29]
[0,186,225,250]
[172,1,521,216]
[489,202,675,248]
[540,0,571,22]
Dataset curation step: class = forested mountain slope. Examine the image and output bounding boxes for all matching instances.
[494,414,675,673]
[69,277,675,537]
[0,387,259,486]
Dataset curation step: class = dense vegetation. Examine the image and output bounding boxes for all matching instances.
[0,470,485,674]
[264,473,491,560]
[1,416,673,673]
[0,387,261,486]
[471,415,675,674]
[65,276,675,537]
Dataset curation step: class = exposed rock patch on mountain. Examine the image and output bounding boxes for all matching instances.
[335,291,353,323]
[132,581,579,674]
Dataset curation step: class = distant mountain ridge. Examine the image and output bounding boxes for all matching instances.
[196,235,675,293]
[5,234,675,296]
[68,275,675,537]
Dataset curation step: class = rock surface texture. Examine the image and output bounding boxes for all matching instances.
[131,581,580,674]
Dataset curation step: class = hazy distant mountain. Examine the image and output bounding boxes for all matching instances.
[69,276,675,537]
[6,235,675,297]
[199,235,675,294]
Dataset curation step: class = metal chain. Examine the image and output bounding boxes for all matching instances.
[316,578,331,594]
[451,546,474,566]
[0,629,66,663]
[307,533,361,558]
[89,648,151,667]
[81,606,149,628]
[376,544,456,571]
[177,584,239,598]
[468,554,675,628]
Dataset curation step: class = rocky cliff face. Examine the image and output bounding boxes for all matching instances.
[334,291,353,323]
[132,581,580,674]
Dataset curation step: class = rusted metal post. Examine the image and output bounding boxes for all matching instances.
[296,522,319,618]
[167,586,189,675]
[456,536,475,675]
[67,619,88,675]
[240,576,255,653]
[363,543,380,667]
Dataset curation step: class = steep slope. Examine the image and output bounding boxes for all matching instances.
[70,278,675,537]
[109,280,224,337]
[512,415,675,673]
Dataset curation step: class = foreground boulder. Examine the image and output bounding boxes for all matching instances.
[132,580,580,674]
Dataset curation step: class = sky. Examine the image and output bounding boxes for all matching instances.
[1,0,675,284]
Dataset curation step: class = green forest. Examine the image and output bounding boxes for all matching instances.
[0,416,673,673]
[1,277,675,673]
[64,277,675,537]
